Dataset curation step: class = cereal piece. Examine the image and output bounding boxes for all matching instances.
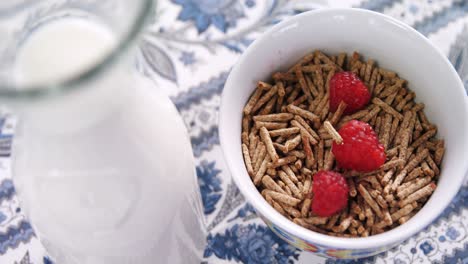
[260,126,279,162]
[326,214,340,229]
[330,101,348,125]
[250,135,260,160]
[323,121,343,144]
[360,176,383,192]
[244,88,263,115]
[348,178,357,197]
[434,141,445,165]
[288,53,315,72]
[276,82,285,112]
[374,82,386,96]
[290,164,299,174]
[303,216,329,225]
[301,199,312,218]
[288,150,306,159]
[387,147,399,159]
[396,92,415,111]
[425,155,440,176]
[316,51,342,70]
[269,127,300,137]
[365,59,374,83]
[293,218,328,234]
[379,68,397,79]
[241,132,249,146]
[323,150,335,171]
[267,168,277,177]
[281,165,299,184]
[390,203,414,221]
[301,130,315,168]
[254,113,294,122]
[242,144,254,177]
[369,68,379,93]
[269,156,297,168]
[345,159,404,177]
[313,93,329,118]
[412,103,424,112]
[287,104,320,124]
[294,115,320,140]
[372,97,403,120]
[399,182,436,207]
[259,95,277,115]
[264,193,287,216]
[384,90,399,105]
[264,189,301,206]
[379,80,402,98]
[351,201,362,216]
[360,106,381,123]
[317,140,324,170]
[313,68,325,94]
[369,189,388,209]
[375,116,382,136]
[295,66,313,100]
[305,75,319,97]
[319,101,331,121]
[294,159,302,170]
[410,129,437,149]
[242,116,250,136]
[284,134,302,152]
[326,68,336,90]
[282,205,301,218]
[388,118,400,147]
[358,184,383,218]
[337,53,346,68]
[381,114,392,149]
[421,161,434,177]
[332,216,353,233]
[257,81,273,90]
[255,121,288,130]
[273,142,287,153]
[351,60,361,75]
[406,148,430,172]
[397,176,431,199]
[253,154,271,185]
[262,176,287,194]
[273,72,297,82]
[381,170,394,186]
[302,175,312,197]
[278,170,303,199]
[399,129,410,161]
[286,85,301,103]
[404,167,424,182]
[253,143,266,172]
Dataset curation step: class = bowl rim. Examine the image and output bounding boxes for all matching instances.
[219,7,468,249]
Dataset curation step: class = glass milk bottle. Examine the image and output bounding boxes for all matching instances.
[0,1,205,263]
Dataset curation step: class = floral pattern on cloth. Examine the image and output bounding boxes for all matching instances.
[1,0,468,263]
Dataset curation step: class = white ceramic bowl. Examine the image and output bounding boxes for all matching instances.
[219,8,468,259]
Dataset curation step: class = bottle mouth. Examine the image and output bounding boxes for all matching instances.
[0,0,154,101]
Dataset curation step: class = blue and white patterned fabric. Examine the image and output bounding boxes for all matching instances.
[1,0,468,263]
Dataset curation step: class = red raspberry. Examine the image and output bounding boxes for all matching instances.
[329,71,371,114]
[311,171,349,217]
[332,120,386,172]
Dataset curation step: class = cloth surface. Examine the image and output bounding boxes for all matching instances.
[0,0,467,263]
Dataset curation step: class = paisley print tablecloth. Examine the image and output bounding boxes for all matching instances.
[1,0,468,263]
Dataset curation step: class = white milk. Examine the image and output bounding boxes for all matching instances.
[12,18,204,264]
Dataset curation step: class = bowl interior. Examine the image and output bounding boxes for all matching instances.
[220,8,468,249]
